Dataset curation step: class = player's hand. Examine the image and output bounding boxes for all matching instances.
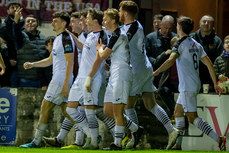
[41,86,48,91]
[24,62,33,69]
[96,39,103,53]
[218,73,228,82]
[214,84,222,96]
[14,7,23,24]
[84,76,92,92]
[61,85,69,98]
[0,64,5,75]
[165,49,172,55]
[9,59,17,66]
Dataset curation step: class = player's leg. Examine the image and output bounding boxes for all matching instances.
[20,99,55,148]
[172,103,185,150]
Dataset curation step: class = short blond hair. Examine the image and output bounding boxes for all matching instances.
[104,8,119,24]
[224,35,229,43]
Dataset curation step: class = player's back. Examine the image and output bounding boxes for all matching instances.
[174,36,207,92]
[122,21,152,75]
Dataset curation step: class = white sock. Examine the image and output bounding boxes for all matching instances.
[125,115,138,132]
[175,117,185,147]
[151,104,174,134]
[75,126,85,146]
[125,108,139,125]
[57,117,74,142]
[85,109,99,146]
[114,125,125,147]
[193,117,219,143]
[66,107,90,138]
[33,123,48,145]
[96,108,115,135]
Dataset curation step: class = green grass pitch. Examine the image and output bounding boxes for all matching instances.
[0,147,220,153]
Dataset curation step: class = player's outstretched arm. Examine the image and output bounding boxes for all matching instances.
[153,53,178,77]
[201,56,222,95]
[0,53,5,75]
[65,29,84,50]
[24,53,53,70]
[84,39,112,92]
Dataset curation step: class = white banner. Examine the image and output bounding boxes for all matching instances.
[174,94,229,151]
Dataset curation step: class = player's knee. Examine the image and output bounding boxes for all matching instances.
[187,116,195,124]
[104,108,113,119]
[144,100,155,111]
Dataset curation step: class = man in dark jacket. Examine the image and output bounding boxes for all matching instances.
[145,15,178,115]
[0,1,24,87]
[190,15,224,91]
[13,13,46,88]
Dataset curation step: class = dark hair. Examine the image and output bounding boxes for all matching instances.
[177,16,194,35]
[80,9,88,18]
[52,11,70,28]
[104,8,120,24]
[71,12,81,19]
[119,1,139,18]
[7,1,21,9]
[88,8,103,26]
[45,36,55,46]
[153,14,163,21]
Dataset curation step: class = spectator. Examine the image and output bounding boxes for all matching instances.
[13,14,46,88]
[145,15,177,87]
[152,14,163,31]
[190,15,224,91]
[39,36,55,90]
[0,53,5,76]
[155,36,179,116]
[214,35,229,93]
[0,37,6,76]
[19,11,75,148]
[145,15,178,116]
[0,0,24,87]
[0,37,10,86]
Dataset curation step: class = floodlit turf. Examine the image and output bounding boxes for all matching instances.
[0,147,220,153]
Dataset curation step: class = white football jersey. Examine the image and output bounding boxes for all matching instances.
[77,30,107,80]
[121,21,152,75]
[172,36,207,92]
[107,27,132,81]
[52,31,75,82]
[77,31,87,65]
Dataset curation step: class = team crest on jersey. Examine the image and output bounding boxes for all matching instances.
[64,44,73,52]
